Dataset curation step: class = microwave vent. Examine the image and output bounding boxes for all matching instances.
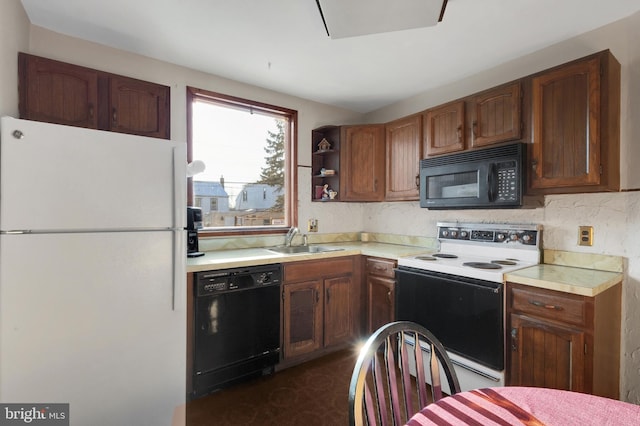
[421,142,525,168]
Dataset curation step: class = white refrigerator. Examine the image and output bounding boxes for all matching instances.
[0,117,187,425]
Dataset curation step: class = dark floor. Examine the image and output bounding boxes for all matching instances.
[186,348,359,426]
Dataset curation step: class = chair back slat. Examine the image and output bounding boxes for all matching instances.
[348,321,461,426]
[383,336,403,425]
[372,352,390,426]
[411,334,429,408]
[429,345,443,401]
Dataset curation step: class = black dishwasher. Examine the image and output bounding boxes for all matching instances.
[192,264,281,398]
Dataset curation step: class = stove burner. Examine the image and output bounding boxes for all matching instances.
[462,262,503,270]
[432,253,458,259]
[491,260,517,266]
[415,255,438,261]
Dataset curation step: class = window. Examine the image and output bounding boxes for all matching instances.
[187,87,297,234]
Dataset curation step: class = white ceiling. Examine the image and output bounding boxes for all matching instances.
[19,0,640,113]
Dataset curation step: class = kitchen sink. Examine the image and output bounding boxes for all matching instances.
[265,245,344,255]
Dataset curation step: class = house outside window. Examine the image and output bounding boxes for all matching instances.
[187,87,297,234]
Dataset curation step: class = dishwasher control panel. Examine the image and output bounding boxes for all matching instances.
[195,264,282,297]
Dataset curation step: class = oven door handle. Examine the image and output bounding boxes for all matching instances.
[396,267,501,293]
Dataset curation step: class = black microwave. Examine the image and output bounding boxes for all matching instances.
[420,142,526,209]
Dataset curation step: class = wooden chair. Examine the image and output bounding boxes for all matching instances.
[348,321,461,426]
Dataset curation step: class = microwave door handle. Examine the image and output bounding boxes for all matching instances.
[487,163,497,202]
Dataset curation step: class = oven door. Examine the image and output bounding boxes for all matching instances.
[394,266,504,371]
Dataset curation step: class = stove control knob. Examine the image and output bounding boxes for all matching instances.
[460,231,468,238]
[509,234,519,242]
[496,233,506,241]
[522,234,532,243]
[442,230,449,237]
[450,230,458,238]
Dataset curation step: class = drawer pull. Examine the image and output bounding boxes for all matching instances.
[529,299,563,310]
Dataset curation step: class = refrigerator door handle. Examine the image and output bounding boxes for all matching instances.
[172,146,187,230]
[173,230,186,311]
[172,145,187,311]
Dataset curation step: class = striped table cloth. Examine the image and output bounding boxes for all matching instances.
[406,386,640,425]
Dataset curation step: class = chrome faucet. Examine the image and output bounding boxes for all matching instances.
[285,227,299,247]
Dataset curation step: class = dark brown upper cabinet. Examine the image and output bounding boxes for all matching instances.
[19,53,99,129]
[470,82,522,148]
[423,100,465,156]
[385,114,422,201]
[19,53,170,139]
[340,125,386,201]
[528,50,620,194]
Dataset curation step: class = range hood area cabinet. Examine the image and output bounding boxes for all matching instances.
[423,82,523,157]
[18,52,170,139]
[526,50,621,194]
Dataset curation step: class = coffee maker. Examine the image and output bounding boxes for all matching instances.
[187,206,204,257]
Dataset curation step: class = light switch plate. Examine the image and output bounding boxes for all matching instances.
[308,219,318,232]
[578,226,594,246]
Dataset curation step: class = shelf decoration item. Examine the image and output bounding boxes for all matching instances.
[317,138,331,151]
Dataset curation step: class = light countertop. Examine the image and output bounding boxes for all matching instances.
[186,242,433,273]
[505,264,623,297]
[188,242,624,298]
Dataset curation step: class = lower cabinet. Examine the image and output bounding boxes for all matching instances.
[282,256,361,361]
[506,281,621,399]
[365,257,397,334]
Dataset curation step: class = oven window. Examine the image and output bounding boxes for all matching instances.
[427,171,479,199]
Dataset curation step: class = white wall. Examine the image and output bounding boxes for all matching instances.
[0,0,29,117]
[362,12,640,403]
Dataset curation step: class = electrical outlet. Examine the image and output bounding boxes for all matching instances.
[308,219,318,232]
[578,226,594,246]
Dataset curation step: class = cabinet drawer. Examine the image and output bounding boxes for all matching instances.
[365,257,396,278]
[510,285,586,326]
[284,257,353,282]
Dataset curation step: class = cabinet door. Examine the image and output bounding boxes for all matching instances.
[423,100,465,156]
[19,53,98,129]
[508,313,586,392]
[283,280,323,359]
[367,276,395,334]
[385,115,422,201]
[324,275,354,347]
[340,125,385,201]
[108,75,170,139]
[471,83,521,148]
[530,57,601,189]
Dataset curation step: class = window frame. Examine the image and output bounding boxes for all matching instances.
[186,86,298,236]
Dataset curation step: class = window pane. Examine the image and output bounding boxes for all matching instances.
[189,94,291,230]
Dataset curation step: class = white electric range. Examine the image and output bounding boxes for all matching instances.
[395,222,542,392]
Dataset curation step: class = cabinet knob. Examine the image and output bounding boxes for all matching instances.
[531,160,538,172]
[510,328,518,352]
[415,174,420,189]
[112,108,118,124]
[457,125,463,142]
